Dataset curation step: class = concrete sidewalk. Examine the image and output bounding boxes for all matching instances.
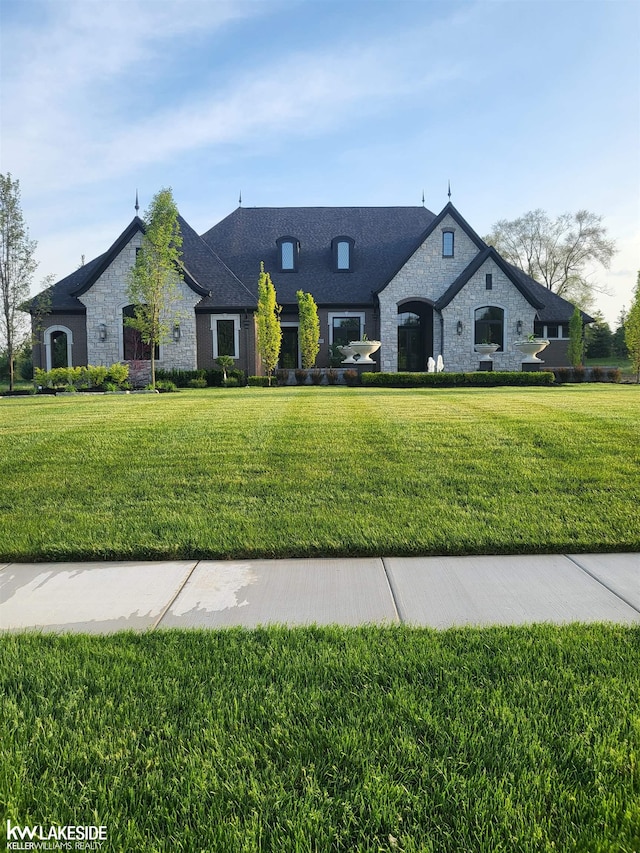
[1,553,638,634]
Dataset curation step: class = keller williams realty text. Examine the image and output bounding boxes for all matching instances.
[5,822,107,850]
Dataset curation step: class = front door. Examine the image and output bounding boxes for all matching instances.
[397,302,433,371]
[280,326,299,369]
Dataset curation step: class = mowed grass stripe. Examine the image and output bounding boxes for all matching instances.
[0,385,638,561]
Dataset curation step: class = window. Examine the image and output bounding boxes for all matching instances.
[474,306,504,351]
[51,331,69,368]
[485,274,493,290]
[276,237,299,272]
[211,314,240,359]
[122,305,159,360]
[442,230,454,257]
[332,236,354,272]
[331,316,362,346]
[534,322,568,339]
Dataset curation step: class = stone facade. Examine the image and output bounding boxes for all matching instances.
[442,259,538,373]
[77,233,199,371]
[378,213,479,372]
[378,214,543,373]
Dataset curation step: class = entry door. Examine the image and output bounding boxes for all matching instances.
[280,327,299,369]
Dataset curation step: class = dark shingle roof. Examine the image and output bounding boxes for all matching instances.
[29,203,590,324]
[201,206,438,305]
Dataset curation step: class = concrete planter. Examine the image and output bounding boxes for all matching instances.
[514,339,549,363]
[348,340,382,364]
[474,343,499,361]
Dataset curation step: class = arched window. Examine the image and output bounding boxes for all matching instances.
[442,230,454,257]
[474,306,504,351]
[122,305,158,360]
[276,236,299,272]
[332,236,355,272]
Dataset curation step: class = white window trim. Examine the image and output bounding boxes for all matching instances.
[327,311,366,345]
[44,325,73,371]
[536,324,568,340]
[211,314,241,360]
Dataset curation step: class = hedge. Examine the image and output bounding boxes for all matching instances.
[361,371,555,388]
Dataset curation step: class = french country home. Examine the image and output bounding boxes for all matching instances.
[27,200,589,375]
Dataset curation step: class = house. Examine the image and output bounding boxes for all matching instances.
[28,200,588,376]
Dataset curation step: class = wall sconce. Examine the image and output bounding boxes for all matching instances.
[516,320,523,336]
[173,323,181,342]
[456,320,463,336]
[98,324,107,342]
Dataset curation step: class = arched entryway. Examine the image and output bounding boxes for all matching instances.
[397,300,433,371]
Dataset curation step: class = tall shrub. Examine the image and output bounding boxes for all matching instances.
[255,262,281,385]
[568,305,584,368]
[625,272,640,383]
[296,290,320,369]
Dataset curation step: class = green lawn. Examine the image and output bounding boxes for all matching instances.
[1,625,638,852]
[0,385,638,561]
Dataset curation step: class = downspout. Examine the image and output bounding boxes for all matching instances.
[438,309,444,360]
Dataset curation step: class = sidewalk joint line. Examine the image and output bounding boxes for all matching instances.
[152,560,200,630]
[381,557,403,624]
[565,554,640,616]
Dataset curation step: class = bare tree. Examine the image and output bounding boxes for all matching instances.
[0,174,38,390]
[485,209,616,309]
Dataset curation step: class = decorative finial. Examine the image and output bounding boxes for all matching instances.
[447,180,451,201]
[238,190,242,207]
[135,190,139,215]
[421,189,425,206]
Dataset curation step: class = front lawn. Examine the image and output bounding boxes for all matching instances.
[1,625,638,852]
[0,385,638,561]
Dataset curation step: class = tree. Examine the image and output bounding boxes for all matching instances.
[484,209,616,309]
[127,188,183,388]
[625,272,640,383]
[568,305,584,368]
[296,290,320,369]
[612,307,629,359]
[0,174,38,391]
[584,311,613,359]
[255,262,281,385]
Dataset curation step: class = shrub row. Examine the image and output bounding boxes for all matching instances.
[34,364,130,390]
[552,366,621,383]
[361,371,556,388]
[155,368,245,387]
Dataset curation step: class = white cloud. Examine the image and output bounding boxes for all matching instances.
[2,1,467,193]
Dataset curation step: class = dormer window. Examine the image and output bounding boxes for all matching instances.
[442,230,454,257]
[332,236,355,272]
[276,236,299,272]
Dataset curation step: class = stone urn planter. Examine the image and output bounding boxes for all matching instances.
[474,343,499,361]
[338,345,357,364]
[348,340,381,364]
[514,339,549,363]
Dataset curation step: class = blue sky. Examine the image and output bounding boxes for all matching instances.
[1,0,638,325]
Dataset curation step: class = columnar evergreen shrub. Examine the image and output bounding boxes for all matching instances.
[296,290,320,369]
